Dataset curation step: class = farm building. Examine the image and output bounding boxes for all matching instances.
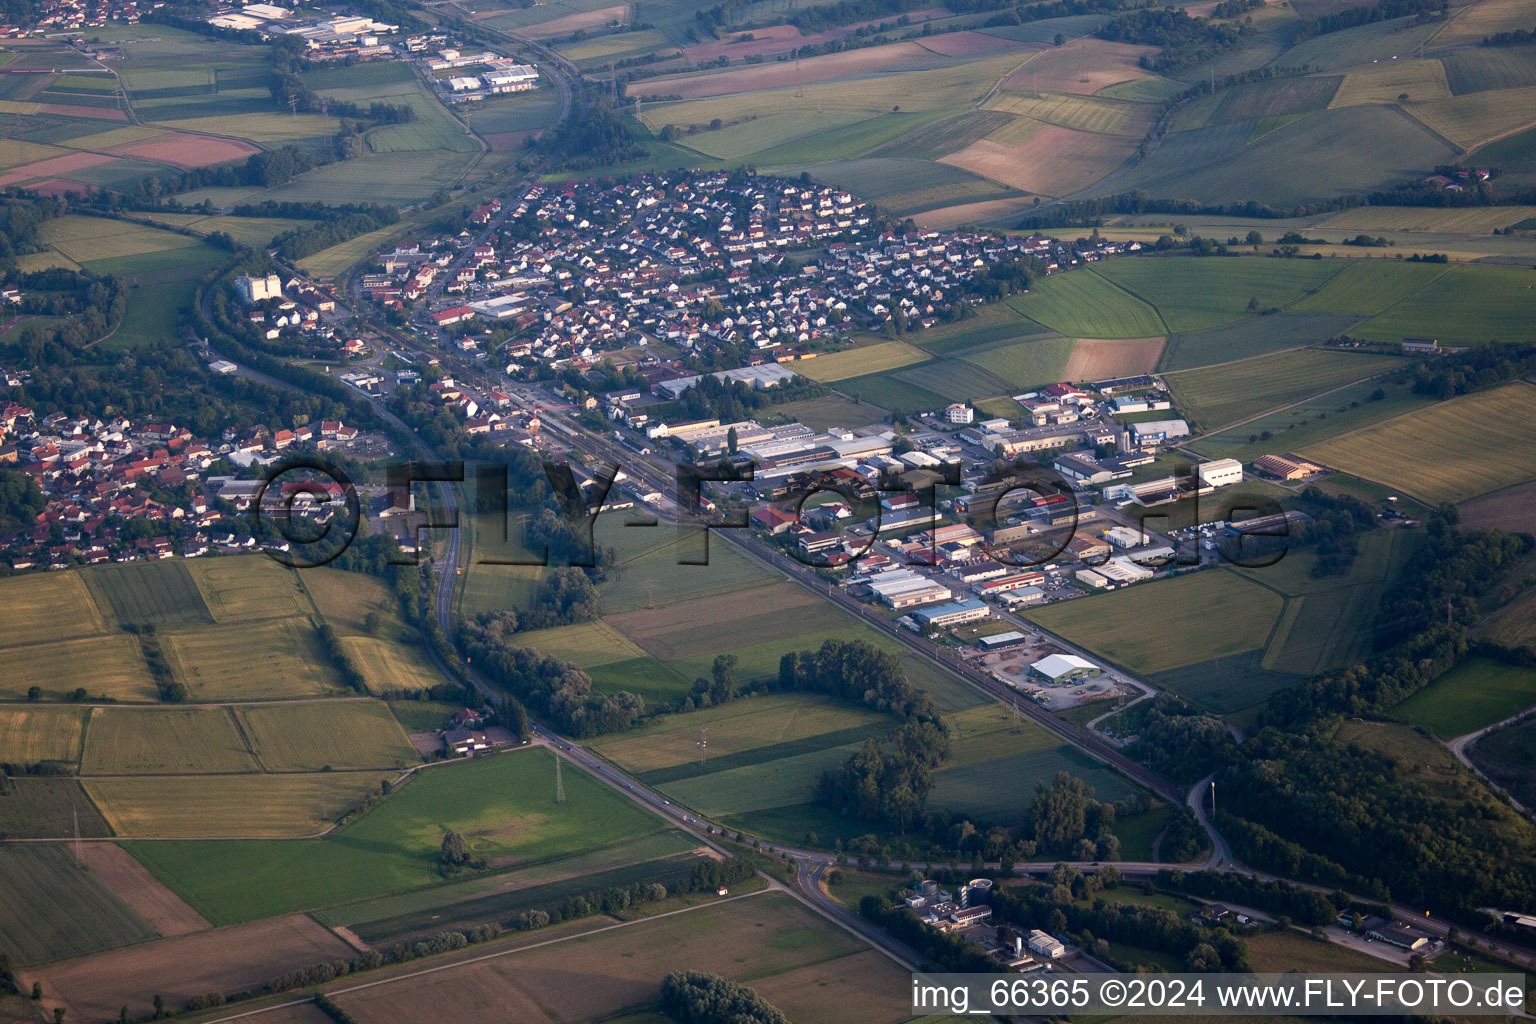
[444,729,490,755]
[1030,654,1100,683]
[912,598,989,629]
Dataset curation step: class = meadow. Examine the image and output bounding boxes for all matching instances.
[1164,349,1404,431]
[1029,569,1284,678]
[126,748,668,924]
[81,707,259,776]
[1158,312,1364,372]
[1352,265,1536,345]
[1301,381,1536,504]
[1391,657,1536,738]
[1008,268,1165,338]
[36,216,201,264]
[0,845,157,966]
[1289,258,1453,316]
[1093,257,1347,333]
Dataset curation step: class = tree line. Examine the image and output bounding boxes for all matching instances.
[660,972,789,1024]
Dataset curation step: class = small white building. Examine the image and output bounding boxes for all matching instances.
[208,359,238,375]
[1198,458,1243,489]
[1028,929,1065,959]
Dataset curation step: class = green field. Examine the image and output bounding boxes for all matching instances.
[1008,268,1166,338]
[81,707,258,775]
[1159,312,1364,372]
[237,700,421,772]
[799,340,929,382]
[0,845,157,966]
[1301,382,1536,504]
[127,748,668,924]
[1094,257,1346,333]
[1187,371,1432,464]
[1391,657,1536,738]
[1164,349,1403,431]
[1353,264,1536,345]
[86,560,213,627]
[1029,569,1284,677]
[834,370,947,414]
[965,334,1076,389]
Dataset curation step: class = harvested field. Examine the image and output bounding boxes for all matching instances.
[912,195,1038,228]
[998,37,1153,95]
[81,707,258,775]
[86,560,212,627]
[0,570,108,642]
[0,845,156,967]
[986,91,1147,135]
[37,215,197,262]
[0,706,85,764]
[915,30,1024,56]
[340,637,442,694]
[510,4,628,39]
[39,103,125,119]
[1407,84,1536,150]
[591,692,887,775]
[105,132,258,167]
[606,582,823,662]
[798,339,928,381]
[75,843,210,937]
[24,178,93,197]
[512,619,648,668]
[1301,382,1536,504]
[1317,204,1536,233]
[1460,479,1536,532]
[0,149,113,185]
[0,634,158,703]
[188,556,312,622]
[0,778,109,840]
[1434,0,1536,47]
[327,894,905,1024]
[160,618,346,701]
[237,700,420,772]
[941,124,1136,195]
[0,139,70,169]
[1062,336,1165,380]
[641,41,947,101]
[148,112,342,142]
[62,125,164,149]
[33,914,352,1022]
[1330,59,1450,108]
[83,772,385,838]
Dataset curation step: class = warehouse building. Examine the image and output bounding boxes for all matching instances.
[912,597,989,628]
[978,630,1029,651]
[1198,458,1243,488]
[864,567,952,609]
[1030,654,1100,683]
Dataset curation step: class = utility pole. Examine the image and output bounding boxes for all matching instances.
[698,727,708,767]
[554,748,566,804]
[73,806,80,862]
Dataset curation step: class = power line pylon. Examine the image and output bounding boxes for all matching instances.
[698,727,708,767]
[554,748,566,804]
